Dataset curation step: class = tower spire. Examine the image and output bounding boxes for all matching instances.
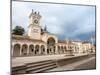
[44,25,47,31]
[32,9,33,13]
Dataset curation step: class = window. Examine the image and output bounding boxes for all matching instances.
[22,49,23,52]
[31,49,33,52]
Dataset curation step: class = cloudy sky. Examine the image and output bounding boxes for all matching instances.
[12,1,96,41]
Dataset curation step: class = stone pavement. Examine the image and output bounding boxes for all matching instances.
[12,54,88,67]
[45,56,95,72]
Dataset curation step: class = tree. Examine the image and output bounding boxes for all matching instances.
[12,26,25,35]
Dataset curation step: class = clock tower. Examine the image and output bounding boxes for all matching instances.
[28,9,41,40]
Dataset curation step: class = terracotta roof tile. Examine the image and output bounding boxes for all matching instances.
[12,35,45,43]
[58,40,66,43]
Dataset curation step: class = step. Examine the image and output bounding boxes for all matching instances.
[26,62,56,72]
[12,60,52,71]
[26,60,52,65]
[29,64,57,73]
[12,65,26,71]
[26,60,54,68]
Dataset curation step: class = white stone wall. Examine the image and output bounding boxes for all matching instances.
[28,25,41,40]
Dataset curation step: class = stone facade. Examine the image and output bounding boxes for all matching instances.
[12,10,95,57]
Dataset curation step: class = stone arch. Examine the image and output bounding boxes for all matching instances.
[22,44,28,56]
[61,46,64,53]
[58,46,61,54]
[13,44,20,57]
[47,37,56,54]
[64,46,67,53]
[68,45,73,55]
[35,45,40,55]
[29,44,34,55]
[41,45,45,55]
[47,37,55,45]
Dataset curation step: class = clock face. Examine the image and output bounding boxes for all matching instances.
[34,19,38,24]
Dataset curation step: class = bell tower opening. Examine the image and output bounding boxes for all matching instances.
[29,9,41,26]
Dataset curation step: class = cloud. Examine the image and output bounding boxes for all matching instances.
[12,1,96,40]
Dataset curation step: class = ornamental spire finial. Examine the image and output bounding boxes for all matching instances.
[32,9,33,13]
[44,25,47,31]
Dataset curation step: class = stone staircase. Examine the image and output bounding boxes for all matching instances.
[12,60,57,74]
[12,54,95,74]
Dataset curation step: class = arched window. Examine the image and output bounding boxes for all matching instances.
[35,45,39,55]
[47,37,55,46]
[22,44,28,56]
[13,44,20,57]
[47,37,56,54]
[64,46,67,53]
[41,45,45,54]
[58,46,60,54]
[29,45,34,55]
[61,46,64,53]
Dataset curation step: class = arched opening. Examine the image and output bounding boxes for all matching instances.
[41,45,45,55]
[68,45,73,55]
[47,37,55,54]
[22,44,28,56]
[35,45,39,55]
[29,45,34,55]
[58,46,60,54]
[75,46,78,53]
[13,44,20,57]
[64,46,67,53]
[61,46,64,53]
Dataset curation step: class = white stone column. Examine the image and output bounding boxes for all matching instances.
[55,45,58,54]
[64,46,66,54]
[67,45,69,55]
[73,46,75,55]
[39,45,41,55]
[45,45,47,55]
[33,45,35,55]
[27,45,29,55]
[12,45,14,57]
[20,45,22,56]
[65,46,66,53]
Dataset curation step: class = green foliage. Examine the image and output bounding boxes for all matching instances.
[12,26,25,35]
